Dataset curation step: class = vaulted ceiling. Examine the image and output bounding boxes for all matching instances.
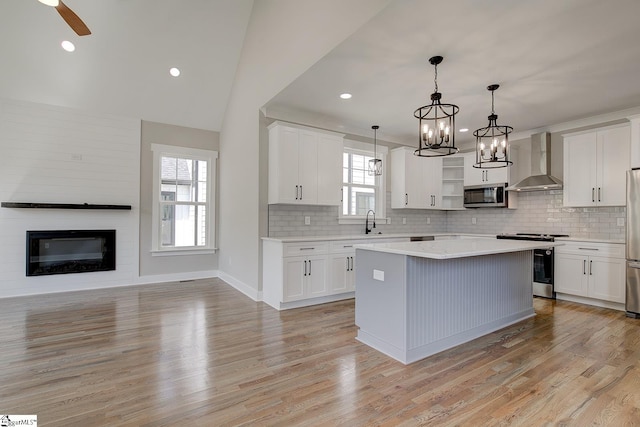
[3,0,640,145]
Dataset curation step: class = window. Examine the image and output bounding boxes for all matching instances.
[151,144,217,254]
[340,140,386,222]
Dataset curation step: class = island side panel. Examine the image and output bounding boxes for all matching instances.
[405,250,534,363]
[354,249,407,362]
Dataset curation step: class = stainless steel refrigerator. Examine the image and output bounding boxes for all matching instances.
[627,169,640,317]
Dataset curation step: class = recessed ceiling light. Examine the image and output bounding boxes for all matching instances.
[169,67,181,77]
[38,0,59,6]
[61,40,75,52]
[340,93,352,100]
[459,128,469,132]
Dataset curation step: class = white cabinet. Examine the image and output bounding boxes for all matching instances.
[563,124,630,207]
[629,115,640,169]
[463,151,510,186]
[391,147,444,209]
[268,121,343,205]
[263,237,411,310]
[554,241,625,305]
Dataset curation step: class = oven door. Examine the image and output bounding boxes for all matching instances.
[533,247,555,298]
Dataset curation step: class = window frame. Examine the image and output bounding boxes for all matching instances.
[339,139,387,224]
[150,143,218,256]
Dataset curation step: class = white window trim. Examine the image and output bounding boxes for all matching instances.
[150,143,218,255]
[339,139,387,225]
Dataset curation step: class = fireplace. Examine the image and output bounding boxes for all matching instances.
[26,230,116,276]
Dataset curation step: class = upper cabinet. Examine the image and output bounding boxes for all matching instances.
[563,124,630,207]
[391,147,443,209]
[268,121,343,205]
[463,152,510,186]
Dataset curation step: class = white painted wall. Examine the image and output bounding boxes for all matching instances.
[218,0,393,299]
[0,98,140,297]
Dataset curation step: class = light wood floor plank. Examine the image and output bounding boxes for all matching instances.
[2,278,640,426]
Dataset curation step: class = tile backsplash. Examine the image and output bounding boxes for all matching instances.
[268,190,626,241]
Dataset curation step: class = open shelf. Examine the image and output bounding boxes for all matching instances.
[1,202,132,210]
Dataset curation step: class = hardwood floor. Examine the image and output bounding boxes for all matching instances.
[1,279,640,426]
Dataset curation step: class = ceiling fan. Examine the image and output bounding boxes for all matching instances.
[38,0,91,36]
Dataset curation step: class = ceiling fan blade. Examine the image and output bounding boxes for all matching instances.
[55,0,91,36]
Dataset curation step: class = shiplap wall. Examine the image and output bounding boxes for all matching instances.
[0,98,141,297]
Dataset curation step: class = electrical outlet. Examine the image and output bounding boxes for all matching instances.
[387,217,392,224]
[472,217,477,225]
[617,217,625,227]
[427,217,431,225]
[304,216,310,225]
[402,217,406,225]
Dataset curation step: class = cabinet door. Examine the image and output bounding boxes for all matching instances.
[391,148,427,209]
[424,157,443,209]
[306,255,328,298]
[463,152,485,186]
[483,167,509,186]
[298,130,319,204]
[563,132,598,207]
[330,253,351,294]
[316,134,343,206]
[597,126,630,206]
[283,258,306,302]
[588,256,625,303]
[554,253,588,296]
[269,126,300,204]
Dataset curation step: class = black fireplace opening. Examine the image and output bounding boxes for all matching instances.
[26,230,116,276]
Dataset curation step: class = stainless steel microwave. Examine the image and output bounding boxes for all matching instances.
[463,184,507,208]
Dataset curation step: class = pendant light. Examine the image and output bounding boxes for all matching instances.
[368,125,382,176]
[473,84,513,168]
[414,56,459,157]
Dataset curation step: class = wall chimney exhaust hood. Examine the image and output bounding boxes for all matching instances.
[506,132,563,192]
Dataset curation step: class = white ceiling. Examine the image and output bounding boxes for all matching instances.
[3,0,640,143]
[264,0,640,146]
[0,0,253,131]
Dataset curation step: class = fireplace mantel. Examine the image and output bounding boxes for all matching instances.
[1,202,132,210]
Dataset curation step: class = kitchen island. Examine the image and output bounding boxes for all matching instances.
[354,238,560,364]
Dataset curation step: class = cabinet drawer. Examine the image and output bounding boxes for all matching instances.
[284,242,328,257]
[555,241,624,258]
[330,240,367,253]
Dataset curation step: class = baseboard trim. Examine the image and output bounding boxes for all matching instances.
[136,270,219,285]
[217,271,261,301]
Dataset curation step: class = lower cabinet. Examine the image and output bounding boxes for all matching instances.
[554,241,625,306]
[263,237,408,310]
[283,255,328,301]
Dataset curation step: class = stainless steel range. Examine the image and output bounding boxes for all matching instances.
[496,233,569,298]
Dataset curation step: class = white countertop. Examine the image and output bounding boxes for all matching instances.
[354,238,562,260]
[262,233,494,243]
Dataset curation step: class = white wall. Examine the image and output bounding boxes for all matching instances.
[0,98,140,297]
[218,0,393,299]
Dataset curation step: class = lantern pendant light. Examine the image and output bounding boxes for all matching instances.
[414,56,459,157]
[473,84,513,168]
[368,125,382,176]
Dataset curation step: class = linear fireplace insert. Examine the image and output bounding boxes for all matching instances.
[26,230,116,276]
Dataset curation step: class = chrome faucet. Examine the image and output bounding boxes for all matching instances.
[365,209,376,234]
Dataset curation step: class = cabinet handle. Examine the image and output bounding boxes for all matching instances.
[405,193,408,206]
[592,187,595,202]
[300,185,303,200]
[589,260,593,275]
[578,248,598,251]
[583,259,586,275]
[303,260,307,276]
[299,247,315,251]
[341,188,343,203]
[598,187,601,202]
[308,260,311,275]
[346,257,350,271]
[343,245,353,248]
[295,185,299,200]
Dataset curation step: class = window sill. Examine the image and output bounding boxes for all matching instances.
[151,248,217,257]
[338,217,388,225]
